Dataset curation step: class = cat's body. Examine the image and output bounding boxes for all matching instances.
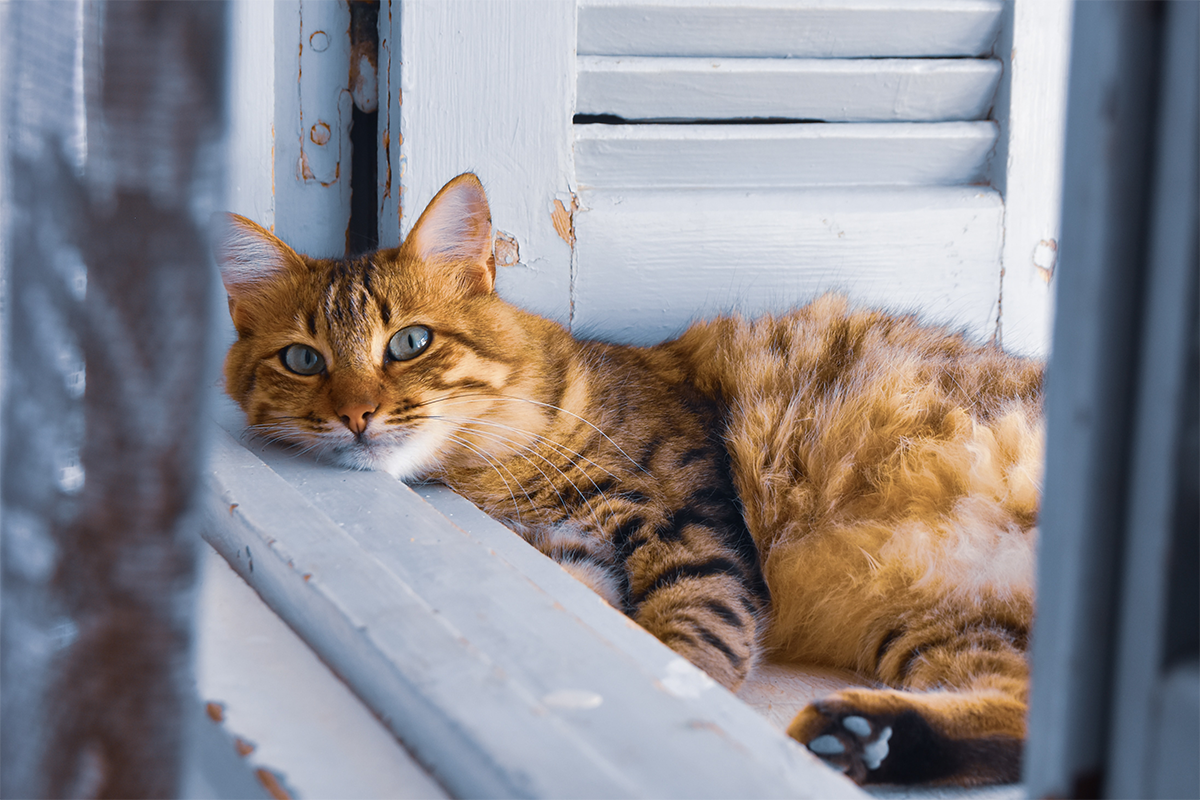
[217,174,1043,786]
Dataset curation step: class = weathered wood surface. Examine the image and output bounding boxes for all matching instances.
[274,1,353,258]
[190,545,448,799]
[572,186,1003,345]
[577,56,1001,122]
[1026,2,1179,795]
[203,415,866,800]
[575,122,997,188]
[395,0,576,323]
[578,0,1005,58]
[990,0,1072,356]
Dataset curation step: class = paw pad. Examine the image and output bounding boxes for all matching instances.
[801,710,894,783]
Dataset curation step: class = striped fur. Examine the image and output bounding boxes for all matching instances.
[216,174,1043,786]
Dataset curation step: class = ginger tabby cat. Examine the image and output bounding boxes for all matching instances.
[216,174,1043,786]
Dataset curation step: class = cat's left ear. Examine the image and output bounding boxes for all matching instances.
[403,173,495,295]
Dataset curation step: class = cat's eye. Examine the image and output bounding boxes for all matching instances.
[388,325,432,362]
[281,344,326,375]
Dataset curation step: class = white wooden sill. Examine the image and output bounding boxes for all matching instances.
[199,396,865,799]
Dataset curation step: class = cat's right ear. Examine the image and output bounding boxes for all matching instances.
[211,213,303,332]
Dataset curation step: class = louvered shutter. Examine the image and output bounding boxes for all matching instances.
[388,0,1066,355]
[571,0,1007,344]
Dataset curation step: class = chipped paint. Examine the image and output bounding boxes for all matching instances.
[309,122,331,146]
[205,702,225,723]
[1033,238,1057,284]
[493,230,520,266]
[234,737,256,757]
[309,30,329,52]
[552,196,577,247]
[256,768,293,800]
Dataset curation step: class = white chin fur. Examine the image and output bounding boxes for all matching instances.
[331,425,448,482]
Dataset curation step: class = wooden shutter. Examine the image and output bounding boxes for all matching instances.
[571,0,1008,344]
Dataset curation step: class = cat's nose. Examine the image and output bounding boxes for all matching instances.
[338,402,377,435]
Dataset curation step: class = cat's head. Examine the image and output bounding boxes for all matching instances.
[214,173,553,480]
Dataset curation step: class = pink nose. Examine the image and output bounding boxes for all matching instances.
[338,402,377,435]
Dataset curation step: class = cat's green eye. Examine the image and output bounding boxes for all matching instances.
[388,325,432,362]
[281,344,326,375]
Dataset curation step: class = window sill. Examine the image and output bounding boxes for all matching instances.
[199,398,865,798]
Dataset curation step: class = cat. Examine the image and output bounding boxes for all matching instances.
[215,173,1044,787]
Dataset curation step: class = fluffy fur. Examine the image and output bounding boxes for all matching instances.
[216,174,1043,786]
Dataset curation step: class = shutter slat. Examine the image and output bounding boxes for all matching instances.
[572,186,1003,345]
[577,56,1001,122]
[575,122,997,188]
[578,0,1005,59]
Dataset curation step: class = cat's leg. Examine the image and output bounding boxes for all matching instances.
[624,527,768,692]
[787,612,1028,785]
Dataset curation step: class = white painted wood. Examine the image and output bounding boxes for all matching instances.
[572,186,1003,345]
[575,122,998,188]
[201,413,868,800]
[1106,3,1198,795]
[191,544,448,800]
[376,0,402,248]
[395,0,576,323]
[578,0,1005,58]
[226,0,276,228]
[992,0,1071,357]
[273,0,353,258]
[577,56,1001,122]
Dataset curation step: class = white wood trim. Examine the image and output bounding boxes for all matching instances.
[572,186,1004,345]
[575,122,998,188]
[993,0,1072,356]
[201,407,868,800]
[226,0,276,229]
[577,56,1002,122]
[395,0,576,323]
[377,0,402,249]
[190,545,447,800]
[578,0,1005,58]
[273,0,353,258]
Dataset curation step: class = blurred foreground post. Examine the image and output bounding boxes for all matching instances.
[2,2,227,797]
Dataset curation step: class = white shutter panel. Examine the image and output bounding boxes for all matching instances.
[572,0,1008,345]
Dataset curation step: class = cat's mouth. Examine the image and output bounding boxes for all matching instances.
[328,423,448,482]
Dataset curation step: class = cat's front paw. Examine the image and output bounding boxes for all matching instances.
[788,698,895,784]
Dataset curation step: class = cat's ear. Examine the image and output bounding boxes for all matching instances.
[211,213,304,331]
[403,173,495,295]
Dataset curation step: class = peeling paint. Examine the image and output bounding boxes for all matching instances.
[205,702,225,723]
[256,768,293,800]
[309,122,331,146]
[1033,237,1057,284]
[493,230,520,266]
[552,196,578,247]
[234,737,256,757]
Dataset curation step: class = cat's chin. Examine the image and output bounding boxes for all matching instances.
[330,427,447,483]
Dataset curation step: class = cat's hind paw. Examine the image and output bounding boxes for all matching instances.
[789,701,893,784]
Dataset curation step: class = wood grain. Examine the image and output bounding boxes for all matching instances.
[575,122,998,188]
[578,0,1005,59]
[572,186,1003,345]
[577,56,1002,122]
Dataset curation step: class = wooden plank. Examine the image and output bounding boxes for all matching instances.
[227,0,276,228]
[578,0,1005,59]
[191,545,448,799]
[574,122,997,188]
[203,419,867,800]
[1024,3,1170,796]
[577,56,1002,122]
[572,186,1003,345]
[1105,2,1199,796]
[396,0,575,323]
[273,1,353,258]
[991,0,1072,356]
